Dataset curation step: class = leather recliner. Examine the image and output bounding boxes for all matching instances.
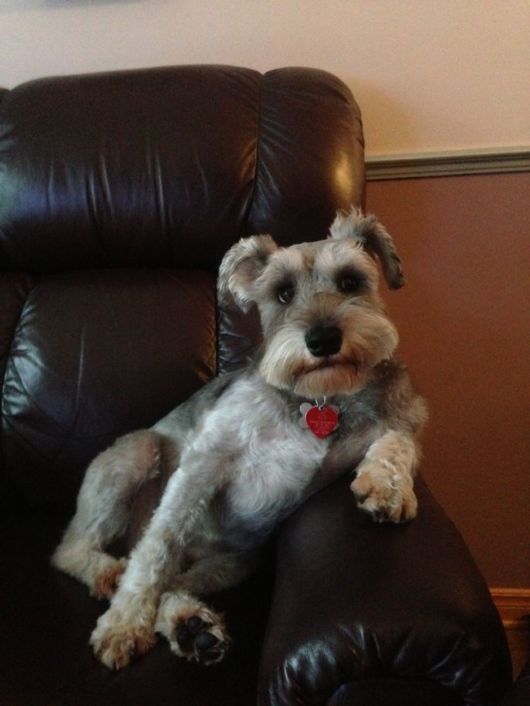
[0,65,512,706]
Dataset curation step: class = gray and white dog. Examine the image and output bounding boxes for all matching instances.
[52,208,427,670]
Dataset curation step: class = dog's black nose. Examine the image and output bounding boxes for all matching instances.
[305,326,342,357]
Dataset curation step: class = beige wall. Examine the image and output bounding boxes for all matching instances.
[1,0,529,157]
[367,173,530,588]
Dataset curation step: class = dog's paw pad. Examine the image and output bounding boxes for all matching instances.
[174,614,230,665]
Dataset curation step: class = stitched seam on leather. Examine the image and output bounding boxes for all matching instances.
[0,274,34,411]
[217,74,264,372]
[0,274,34,486]
[243,70,265,237]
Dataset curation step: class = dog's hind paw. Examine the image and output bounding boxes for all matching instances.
[90,623,157,670]
[175,613,230,665]
[156,593,230,665]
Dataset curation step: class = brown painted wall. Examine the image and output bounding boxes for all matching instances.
[366,173,530,587]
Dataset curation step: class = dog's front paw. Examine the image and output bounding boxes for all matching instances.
[351,465,417,523]
[90,614,157,670]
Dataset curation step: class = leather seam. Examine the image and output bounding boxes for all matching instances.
[218,73,265,372]
[243,70,266,237]
[0,275,34,410]
[0,274,34,488]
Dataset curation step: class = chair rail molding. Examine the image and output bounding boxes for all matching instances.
[366,147,530,180]
[490,588,530,678]
[491,587,530,629]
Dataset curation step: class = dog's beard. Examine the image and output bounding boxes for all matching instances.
[259,310,399,399]
[293,362,366,398]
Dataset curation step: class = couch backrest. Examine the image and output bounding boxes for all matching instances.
[0,65,364,510]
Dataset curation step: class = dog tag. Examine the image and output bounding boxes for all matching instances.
[299,402,340,439]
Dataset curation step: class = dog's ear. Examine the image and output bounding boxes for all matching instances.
[329,208,405,289]
[218,235,278,311]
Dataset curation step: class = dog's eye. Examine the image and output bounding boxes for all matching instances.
[276,283,295,305]
[338,274,362,294]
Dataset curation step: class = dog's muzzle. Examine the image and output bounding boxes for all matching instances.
[304,326,342,357]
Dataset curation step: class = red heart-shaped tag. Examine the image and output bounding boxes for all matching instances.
[305,405,339,439]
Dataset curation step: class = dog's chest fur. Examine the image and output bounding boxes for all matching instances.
[156,365,396,545]
[187,375,330,523]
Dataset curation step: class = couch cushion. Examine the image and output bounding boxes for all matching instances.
[0,510,274,706]
[0,66,364,275]
[2,268,216,509]
[0,66,261,273]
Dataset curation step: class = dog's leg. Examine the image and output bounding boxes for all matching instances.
[350,430,419,522]
[90,458,223,670]
[155,552,255,665]
[173,550,258,595]
[51,430,163,599]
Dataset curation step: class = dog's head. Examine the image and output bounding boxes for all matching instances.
[218,208,403,398]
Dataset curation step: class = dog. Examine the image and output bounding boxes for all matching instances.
[52,207,427,670]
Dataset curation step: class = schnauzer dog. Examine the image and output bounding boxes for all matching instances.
[52,208,427,670]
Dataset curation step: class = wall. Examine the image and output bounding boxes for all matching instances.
[366,173,530,588]
[1,0,529,157]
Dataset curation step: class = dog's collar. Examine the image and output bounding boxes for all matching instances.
[299,398,340,439]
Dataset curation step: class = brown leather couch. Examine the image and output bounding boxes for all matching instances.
[0,65,512,706]
[502,657,530,706]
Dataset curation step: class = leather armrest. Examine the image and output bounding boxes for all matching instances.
[502,658,530,706]
[258,474,512,706]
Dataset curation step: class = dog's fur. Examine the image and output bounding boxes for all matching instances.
[52,208,427,670]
